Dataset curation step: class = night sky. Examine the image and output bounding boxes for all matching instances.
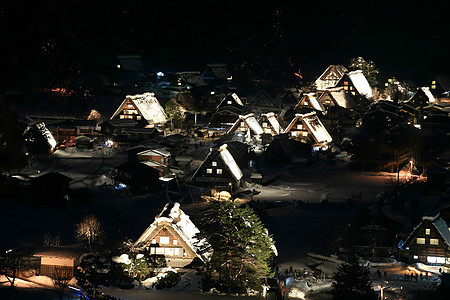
[2,1,450,88]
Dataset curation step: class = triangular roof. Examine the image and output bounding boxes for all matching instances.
[285,112,332,144]
[190,143,243,182]
[111,92,168,124]
[403,213,450,249]
[296,93,325,112]
[202,63,231,80]
[315,65,348,90]
[134,202,211,262]
[227,113,264,136]
[217,92,244,109]
[260,112,283,135]
[318,87,356,109]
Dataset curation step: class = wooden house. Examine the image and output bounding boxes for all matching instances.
[137,147,171,176]
[100,119,137,135]
[336,70,373,99]
[315,65,348,91]
[22,121,58,154]
[209,93,245,128]
[202,63,232,85]
[296,93,325,112]
[134,202,211,269]
[259,112,283,135]
[403,214,450,266]
[33,245,84,278]
[110,92,167,126]
[190,143,243,190]
[284,112,333,145]
[114,160,161,194]
[246,90,281,114]
[425,75,450,99]
[408,87,437,108]
[317,87,356,109]
[227,113,264,142]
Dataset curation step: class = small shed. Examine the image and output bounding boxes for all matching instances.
[33,245,85,278]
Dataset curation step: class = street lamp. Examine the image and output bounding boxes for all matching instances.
[378,284,385,300]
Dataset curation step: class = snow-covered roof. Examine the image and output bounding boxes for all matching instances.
[35,122,57,150]
[323,87,356,109]
[175,71,206,87]
[420,87,436,103]
[304,93,324,111]
[226,113,264,136]
[135,202,211,262]
[261,112,282,135]
[203,63,231,79]
[137,147,171,158]
[348,70,373,98]
[298,112,333,143]
[404,214,450,249]
[111,92,167,124]
[315,65,348,90]
[219,144,243,181]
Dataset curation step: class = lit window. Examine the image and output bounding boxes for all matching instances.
[431,85,436,89]
[432,80,436,84]
[302,132,308,137]
[344,81,348,85]
[297,124,303,130]
[262,122,268,128]
[417,238,425,244]
[212,161,217,167]
[241,122,245,127]
[430,239,439,245]
[155,247,164,255]
[427,256,436,263]
[344,86,348,90]
[165,248,174,256]
[160,236,170,244]
[120,115,125,119]
[136,115,141,120]
[216,168,222,174]
[413,255,418,259]
[152,239,157,244]
[425,228,430,235]
[174,248,180,256]
[173,240,177,245]
[206,168,212,174]
[437,257,445,264]
[227,101,232,105]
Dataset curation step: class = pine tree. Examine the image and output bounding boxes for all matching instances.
[196,200,275,294]
[332,256,377,300]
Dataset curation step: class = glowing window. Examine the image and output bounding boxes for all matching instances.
[430,239,439,245]
[227,101,232,105]
[413,255,418,259]
[240,122,245,127]
[212,161,217,167]
[425,228,430,235]
[173,240,177,245]
[174,248,180,256]
[155,247,164,255]
[431,85,436,89]
[262,122,268,128]
[297,124,303,130]
[417,238,425,244]
[160,236,170,244]
[136,115,141,120]
[344,81,349,85]
[216,168,222,174]
[206,168,212,174]
[165,248,174,256]
[152,239,157,244]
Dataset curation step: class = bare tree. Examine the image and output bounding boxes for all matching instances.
[75,215,103,252]
[52,267,73,300]
[43,233,60,246]
[0,251,21,286]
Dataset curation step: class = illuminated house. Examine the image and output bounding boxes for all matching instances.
[33,245,85,278]
[137,147,171,177]
[315,65,348,91]
[317,87,356,109]
[408,87,437,107]
[337,70,373,99]
[403,214,450,266]
[227,113,264,141]
[425,75,450,99]
[296,93,325,112]
[134,202,211,268]
[202,63,232,85]
[190,144,243,189]
[259,112,283,135]
[284,112,332,145]
[111,92,167,125]
[209,93,245,128]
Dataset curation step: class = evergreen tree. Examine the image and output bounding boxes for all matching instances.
[332,256,377,300]
[195,200,275,294]
[349,56,379,86]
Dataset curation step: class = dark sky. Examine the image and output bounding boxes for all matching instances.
[2,1,449,87]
